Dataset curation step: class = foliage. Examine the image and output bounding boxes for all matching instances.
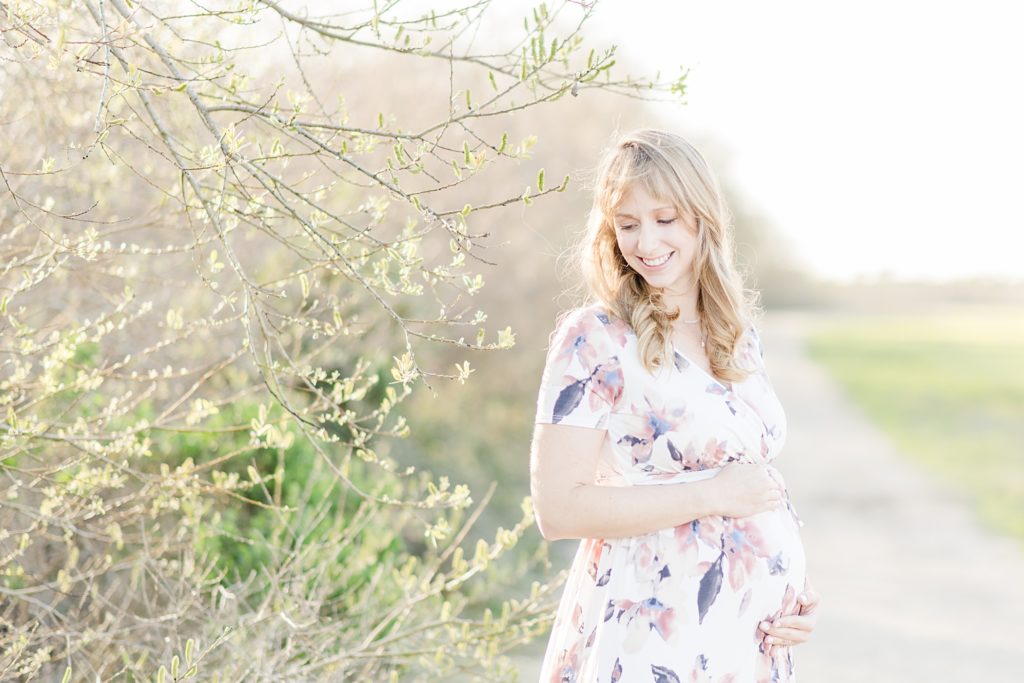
[0,0,678,679]
[807,309,1024,541]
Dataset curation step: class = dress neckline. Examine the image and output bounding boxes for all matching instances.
[669,341,733,393]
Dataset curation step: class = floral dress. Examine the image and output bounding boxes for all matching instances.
[534,304,807,683]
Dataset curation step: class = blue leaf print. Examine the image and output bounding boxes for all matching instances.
[647,412,673,441]
[552,376,589,423]
[611,657,622,682]
[596,311,611,325]
[706,382,728,396]
[651,664,681,683]
[603,599,616,623]
[673,350,689,372]
[738,588,752,616]
[666,438,683,462]
[596,567,611,586]
[697,552,724,624]
[769,551,789,576]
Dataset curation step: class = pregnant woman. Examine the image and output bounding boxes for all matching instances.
[530,129,819,682]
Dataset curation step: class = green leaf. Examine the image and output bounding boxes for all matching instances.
[536,168,545,192]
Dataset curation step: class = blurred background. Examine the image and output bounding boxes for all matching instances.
[2,0,1021,680]
[416,1,1024,680]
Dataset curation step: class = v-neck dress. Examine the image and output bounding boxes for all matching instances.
[534,304,806,683]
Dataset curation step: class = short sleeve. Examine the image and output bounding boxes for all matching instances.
[747,323,766,360]
[534,307,625,429]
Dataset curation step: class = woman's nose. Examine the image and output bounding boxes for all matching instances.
[636,221,660,254]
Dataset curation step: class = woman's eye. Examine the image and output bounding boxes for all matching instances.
[617,223,637,231]
[658,217,677,225]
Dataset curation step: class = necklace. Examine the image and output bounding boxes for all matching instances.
[680,317,699,324]
[672,322,707,349]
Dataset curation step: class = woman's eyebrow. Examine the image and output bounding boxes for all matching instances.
[614,206,675,218]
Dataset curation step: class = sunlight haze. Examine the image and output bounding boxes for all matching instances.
[593,0,1024,282]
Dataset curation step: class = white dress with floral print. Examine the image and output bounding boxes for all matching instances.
[534,305,806,683]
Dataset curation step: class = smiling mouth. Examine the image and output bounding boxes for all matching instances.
[640,252,673,267]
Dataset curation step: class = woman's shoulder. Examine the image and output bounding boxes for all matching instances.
[553,303,631,344]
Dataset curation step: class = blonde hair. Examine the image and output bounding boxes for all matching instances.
[573,129,759,382]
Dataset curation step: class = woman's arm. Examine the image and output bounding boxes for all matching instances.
[530,422,784,540]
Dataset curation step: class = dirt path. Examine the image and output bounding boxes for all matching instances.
[514,311,1024,681]
[762,311,1024,682]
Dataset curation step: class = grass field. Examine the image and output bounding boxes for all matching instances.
[806,308,1024,542]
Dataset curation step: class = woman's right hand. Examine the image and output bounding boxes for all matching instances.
[710,462,784,518]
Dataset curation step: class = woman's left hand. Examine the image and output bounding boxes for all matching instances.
[759,581,820,658]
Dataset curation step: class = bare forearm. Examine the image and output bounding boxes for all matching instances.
[536,478,720,541]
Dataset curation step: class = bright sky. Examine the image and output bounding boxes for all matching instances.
[592,0,1024,282]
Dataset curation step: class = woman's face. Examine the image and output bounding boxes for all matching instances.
[612,184,699,295]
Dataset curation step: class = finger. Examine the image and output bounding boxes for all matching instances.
[772,613,814,631]
[763,627,810,643]
[764,636,797,653]
[797,589,821,615]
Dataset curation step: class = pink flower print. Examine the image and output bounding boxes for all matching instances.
[571,602,584,634]
[701,437,732,468]
[626,534,668,583]
[723,518,771,591]
[586,541,612,587]
[595,310,629,347]
[549,636,582,683]
[667,438,701,470]
[620,399,689,465]
[556,318,599,367]
[645,399,687,441]
[672,521,701,566]
[673,517,726,570]
[605,596,678,653]
[590,358,624,413]
[617,433,653,466]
